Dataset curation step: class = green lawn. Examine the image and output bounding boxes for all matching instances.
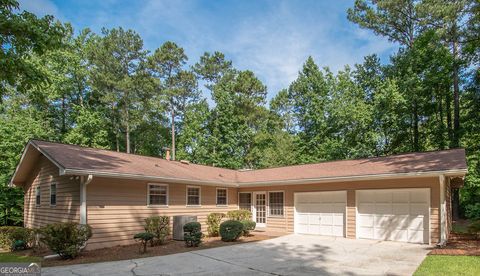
[0,252,42,263]
[414,256,480,276]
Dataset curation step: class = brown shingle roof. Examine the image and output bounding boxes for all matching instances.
[24,140,467,186]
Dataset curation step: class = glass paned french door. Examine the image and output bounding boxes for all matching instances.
[253,192,266,227]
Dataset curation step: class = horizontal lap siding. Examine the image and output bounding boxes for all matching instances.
[86,177,238,250]
[239,177,441,244]
[346,190,356,238]
[23,156,80,229]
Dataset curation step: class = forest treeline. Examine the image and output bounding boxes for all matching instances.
[1,0,479,225]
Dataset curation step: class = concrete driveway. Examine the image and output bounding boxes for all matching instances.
[42,234,430,276]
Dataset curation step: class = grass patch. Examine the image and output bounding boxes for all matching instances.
[414,256,480,276]
[0,252,42,263]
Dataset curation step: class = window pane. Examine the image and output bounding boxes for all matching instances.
[187,187,200,205]
[217,189,227,205]
[50,184,56,205]
[269,192,284,216]
[36,187,40,206]
[149,185,167,205]
[239,193,252,211]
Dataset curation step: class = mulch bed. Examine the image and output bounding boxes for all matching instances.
[429,232,480,256]
[16,233,279,267]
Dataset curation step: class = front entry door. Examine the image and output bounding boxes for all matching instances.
[253,192,266,227]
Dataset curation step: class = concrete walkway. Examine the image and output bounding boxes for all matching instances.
[42,234,430,276]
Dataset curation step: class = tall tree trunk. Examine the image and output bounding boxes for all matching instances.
[61,95,66,135]
[438,88,445,150]
[413,100,419,151]
[126,107,130,154]
[452,39,460,148]
[446,90,453,144]
[171,108,175,161]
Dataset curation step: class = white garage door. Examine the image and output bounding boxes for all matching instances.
[294,191,346,237]
[357,189,430,244]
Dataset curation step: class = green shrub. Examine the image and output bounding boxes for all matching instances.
[134,232,154,253]
[0,226,35,251]
[144,216,170,246]
[220,220,243,241]
[240,220,256,236]
[465,203,480,220]
[40,222,92,259]
[468,220,480,239]
[183,222,202,247]
[226,210,252,221]
[207,213,225,237]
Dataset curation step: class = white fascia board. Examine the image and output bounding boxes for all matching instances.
[62,169,239,187]
[61,168,467,188]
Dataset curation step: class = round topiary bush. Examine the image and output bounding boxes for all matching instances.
[183,222,202,247]
[240,220,256,236]
[220,220,243,242]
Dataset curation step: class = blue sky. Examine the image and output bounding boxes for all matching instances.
[20,0,398,101]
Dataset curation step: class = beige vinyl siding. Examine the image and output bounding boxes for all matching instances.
[86,177,238,250]
[23,156,80,228]
[239,176,441,244]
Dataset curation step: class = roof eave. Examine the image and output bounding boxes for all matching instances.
[61,168,467,188]
[62,169,239,187]
[236,168,468,187]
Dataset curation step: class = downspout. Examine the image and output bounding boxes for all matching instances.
[438,174,447,246]
[80,175,93,250]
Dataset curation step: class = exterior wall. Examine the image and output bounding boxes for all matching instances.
[23,156,80,228]
[238,176,441,244]
[86,177,238,250]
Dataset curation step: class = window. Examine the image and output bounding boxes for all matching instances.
[216,188,227,206]
[269,191,284,216]
[35,186,41,206]
[148,184,168,206]
[187,186,201,206]
[239,193,252,212]
[50,184,57,206]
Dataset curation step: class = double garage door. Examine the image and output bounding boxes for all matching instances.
[294,189,430,244]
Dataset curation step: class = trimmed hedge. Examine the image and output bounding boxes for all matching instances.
[240,220,256,236]
[207,213,226,237]
[184,222,202,247]
[227,210,252,221]
[0,226,36,251]
[220,220,243,241]
[144,215,170,246]
[40,222,92,259]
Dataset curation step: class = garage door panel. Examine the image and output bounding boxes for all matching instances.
[392,204,409,215]
[295,191,346,237]
[393,191,409,203]
[357,189,429,244]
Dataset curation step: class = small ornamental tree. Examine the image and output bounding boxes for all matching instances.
[144,216,170,246]
[183,222,202,247]
[206,213,225,237]
[134,232,154,254]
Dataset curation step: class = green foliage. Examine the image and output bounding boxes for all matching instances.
[133,232,154,254]
[206,213,226,237]
[465,203,480,220]
[226,210,252,221]
[183,222,202,247]
[240,220,256,236]
[144,216,170,246]
[0,226,35,251]
[40,222,92,259]
[219,220,243,242]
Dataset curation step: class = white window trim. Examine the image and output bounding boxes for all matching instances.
[267,190,285,218]
[186,186,201,207]
[147,183,169,207]
[50,183,57,207]
[238,192,252,211]
[216,188,228,207]
[35,186,41,207]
